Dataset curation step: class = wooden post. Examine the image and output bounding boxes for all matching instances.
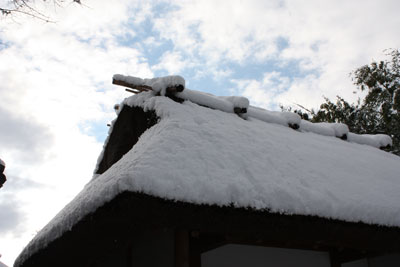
[330,251,342,267]
[175,229,190,267]
[126,242,133,267]
[189,231,201,267]
[175,229,201,267]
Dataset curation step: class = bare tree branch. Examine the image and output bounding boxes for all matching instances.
[1,0,81,22]
[1,7,52,22]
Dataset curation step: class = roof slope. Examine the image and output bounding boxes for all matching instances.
[15,90,400,266]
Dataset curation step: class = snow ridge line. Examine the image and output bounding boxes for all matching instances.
[112,74,392,150]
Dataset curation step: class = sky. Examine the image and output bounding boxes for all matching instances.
[0,0,399,265]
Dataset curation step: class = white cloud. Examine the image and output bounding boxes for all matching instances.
[153,50,192,74]
[0,0,155,265]
[0,193,25,235]
[233,71,291,109]
[153,0,400,108]
[275,74,327,109]
[0,105,53,164]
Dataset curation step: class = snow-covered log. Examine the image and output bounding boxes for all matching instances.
[113,75,250,115]
[300,120,349,139]
[220,96,249,114]
[113,74,185,96]
[348,133,392,149]
[177,90,250,115]
[177,90,236,113]
[247,106,301,129]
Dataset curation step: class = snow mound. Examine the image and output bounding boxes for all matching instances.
[220,96,250,109]
[177,90,249,114]
[300,120,349,138]
[348,133,392,148]
[247,106,301,127]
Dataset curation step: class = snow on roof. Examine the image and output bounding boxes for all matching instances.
[177,89,249,114]
[15,78,400,266]
[299,120,348,138]
[247,106,300,128]
[348,133,393,149]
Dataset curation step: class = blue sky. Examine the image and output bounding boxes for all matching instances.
[0,0,400,265]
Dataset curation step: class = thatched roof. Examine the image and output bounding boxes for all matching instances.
[15,76,400,267]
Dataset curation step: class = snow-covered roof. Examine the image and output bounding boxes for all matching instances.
[16,76,400,266]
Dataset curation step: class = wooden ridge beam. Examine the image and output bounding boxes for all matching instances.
[112,78,152,92]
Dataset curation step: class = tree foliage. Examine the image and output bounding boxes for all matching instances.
[309,49,400,155]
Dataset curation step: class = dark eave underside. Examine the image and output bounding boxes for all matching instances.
[19,191,400,267]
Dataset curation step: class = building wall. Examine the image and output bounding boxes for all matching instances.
[202,245,400,267]
[92,246,127,267]
[369,253,400,267]
[129,228,175,267]
[343,259,369,267]
[344,253,400,267]
[92,228,175,267]
[201,244,330,267]
[89,231,400,267]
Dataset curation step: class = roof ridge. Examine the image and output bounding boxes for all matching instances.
[112,74,392,150]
